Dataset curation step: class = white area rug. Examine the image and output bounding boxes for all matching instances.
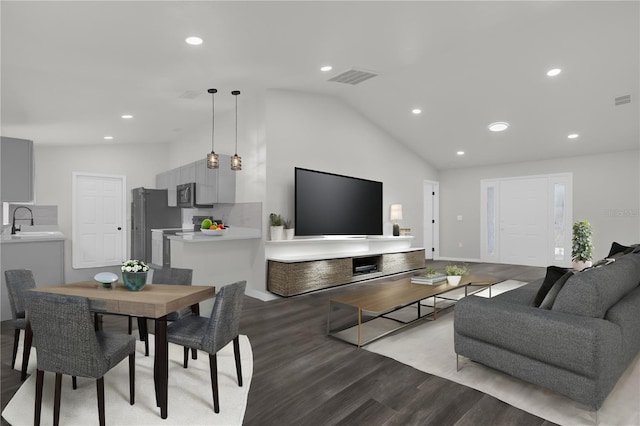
[365,280,640,426]
[3,334,252,426]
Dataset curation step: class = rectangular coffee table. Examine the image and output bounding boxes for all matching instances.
[327,275,498,347]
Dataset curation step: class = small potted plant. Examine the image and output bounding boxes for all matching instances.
[444,264,467,286]
[572,220,593,271]
[283,219,295,240]
[121,259,149,291]
[269,213,284,241]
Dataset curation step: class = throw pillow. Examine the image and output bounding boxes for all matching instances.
[539,271,574,310]
[532,265,571,308]
[607,242,640,258]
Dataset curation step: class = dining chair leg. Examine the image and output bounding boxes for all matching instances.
[72,376,77,389]
[96,377,106,426]
[233,336,243,387]
[54,373,63,426]
[209,354,219,413]
[183,347,189,368]
[11,329,20,369]
[129,352,135,405]
[21,323,32,381]
[192,348,197,360]
[34,369,44,426]
[128,316,132,335]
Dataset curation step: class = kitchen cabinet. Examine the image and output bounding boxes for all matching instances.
[195,159,217,205]
[1,137,34,202]
[151,230,163,266]
[1,238,65,321]
[156,171,169,190]
[156,155,236,206]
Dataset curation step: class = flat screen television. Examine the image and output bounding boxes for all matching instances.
[295,167,383,236]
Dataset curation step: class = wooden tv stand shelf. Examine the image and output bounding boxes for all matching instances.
[266,237,425,296]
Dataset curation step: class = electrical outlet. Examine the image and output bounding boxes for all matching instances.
[457,215,463,221]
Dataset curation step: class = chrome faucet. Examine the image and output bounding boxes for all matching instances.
[11,206,34,234]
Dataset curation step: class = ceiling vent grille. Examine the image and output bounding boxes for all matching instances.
[614,94,631,106]
[328,68,378,85]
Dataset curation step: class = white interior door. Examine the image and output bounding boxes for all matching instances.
[72,173,126,268]
[423,180,440,259]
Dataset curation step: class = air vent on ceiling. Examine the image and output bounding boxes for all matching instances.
[614,94,631,106]
[328,68,378,85]
[179,90,200,99]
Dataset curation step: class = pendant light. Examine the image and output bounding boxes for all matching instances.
[230,90,242,171]
[206,88,219,169]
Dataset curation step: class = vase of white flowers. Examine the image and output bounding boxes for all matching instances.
[121,259,149,291]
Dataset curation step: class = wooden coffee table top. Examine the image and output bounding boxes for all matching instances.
[330,275,498,314]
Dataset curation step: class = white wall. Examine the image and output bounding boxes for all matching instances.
[439,149,640,261]
[33,143,169,282]
[264,89,438,247]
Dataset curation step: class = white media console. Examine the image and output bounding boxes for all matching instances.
[265,236,425,296]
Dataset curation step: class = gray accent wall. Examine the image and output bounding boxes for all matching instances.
[439,150,640,261]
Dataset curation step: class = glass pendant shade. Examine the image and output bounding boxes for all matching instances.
[230,154,242,171]
[206,88,219,169]
[207,151,219,168]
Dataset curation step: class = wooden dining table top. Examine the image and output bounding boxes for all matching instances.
[31,281,216,318]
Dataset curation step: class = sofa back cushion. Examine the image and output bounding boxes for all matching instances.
[552,253,640,318]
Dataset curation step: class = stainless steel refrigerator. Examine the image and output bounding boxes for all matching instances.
[131,188,181,264]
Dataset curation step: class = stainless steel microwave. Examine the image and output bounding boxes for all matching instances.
[176,183,212,208]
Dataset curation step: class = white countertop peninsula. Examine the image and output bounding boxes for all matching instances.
[168,226,261,243]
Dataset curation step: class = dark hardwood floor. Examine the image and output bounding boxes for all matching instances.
[1,261,557,425]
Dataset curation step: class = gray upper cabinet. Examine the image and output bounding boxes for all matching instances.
[1,137,34,202]
[156,155,236,206]
[195,159,217,205]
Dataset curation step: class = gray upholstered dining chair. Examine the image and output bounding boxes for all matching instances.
[26,292,136,426]
[167,280,246,413]
[4,269,36,370]
[137,267,193,356]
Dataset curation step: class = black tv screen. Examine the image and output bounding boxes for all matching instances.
[295,167,383,236]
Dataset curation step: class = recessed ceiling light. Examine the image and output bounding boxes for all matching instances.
[567,133,579,139]
[121,114,133,119]
[412,108,422,115]
[547,68,562,77]
[320,65,333,72]
[457,151,465,156]
[104,136,113,140]
[185,36,203,45]
[488,122,509,132]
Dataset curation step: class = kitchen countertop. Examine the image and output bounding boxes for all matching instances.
[1,230,66,244]
[167,226,260,242]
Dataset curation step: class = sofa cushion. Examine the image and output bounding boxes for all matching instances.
[532,266,571,307]
[539,271,574,309]
[552,253,640,318]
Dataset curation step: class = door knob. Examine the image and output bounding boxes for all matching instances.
[117,227,122,230]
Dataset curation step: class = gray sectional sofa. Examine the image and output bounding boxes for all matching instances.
[454,252,640,410]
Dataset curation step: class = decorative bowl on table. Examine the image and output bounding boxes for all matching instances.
[94,272,118,289]
[200,228,225,236]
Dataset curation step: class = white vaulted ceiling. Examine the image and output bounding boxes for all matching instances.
[1,1,638,169]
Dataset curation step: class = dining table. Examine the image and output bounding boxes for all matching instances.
[23,281,216,420]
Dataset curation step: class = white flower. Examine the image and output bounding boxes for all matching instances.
[125,266,132,272]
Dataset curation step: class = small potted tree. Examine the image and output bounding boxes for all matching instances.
[572,220,593,271]
[444,264,467,286]
[283,219,295,240]
[269,213,284,241]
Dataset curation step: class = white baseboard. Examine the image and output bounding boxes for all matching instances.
[432,256,482,263]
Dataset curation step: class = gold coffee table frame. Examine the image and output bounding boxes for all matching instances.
[327,275,498,347]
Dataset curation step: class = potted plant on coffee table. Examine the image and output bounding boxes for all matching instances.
[444,264,467,286]
[572,220,593,271]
